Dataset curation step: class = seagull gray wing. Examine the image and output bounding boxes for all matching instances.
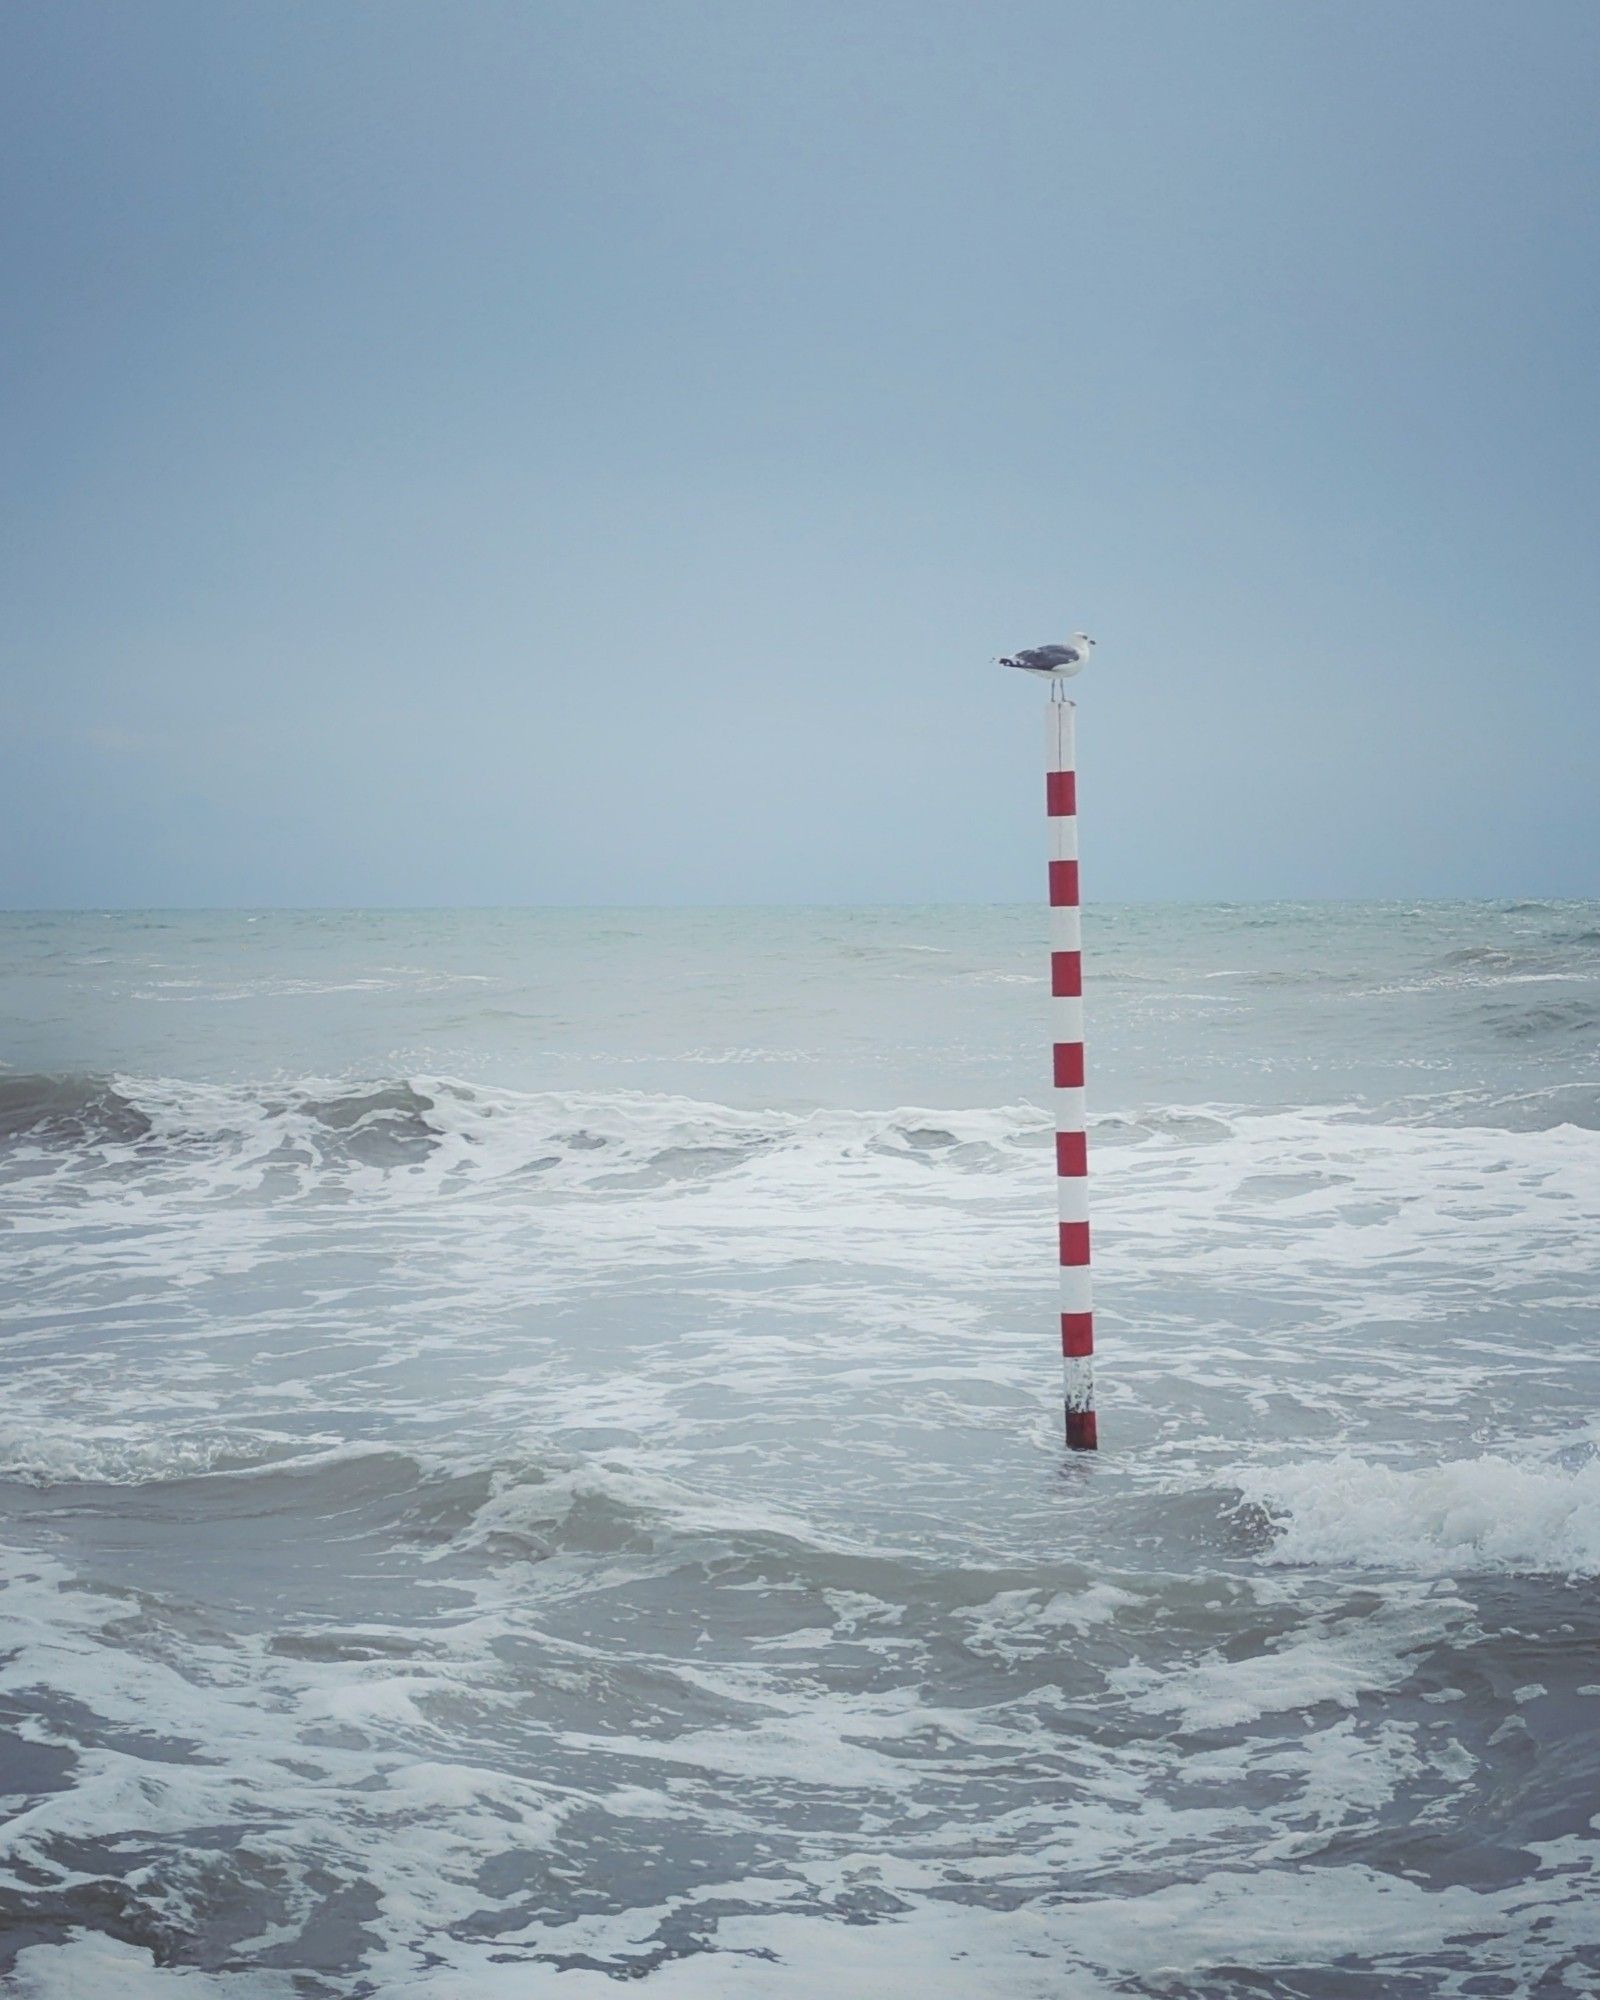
[1010,644,1080,670]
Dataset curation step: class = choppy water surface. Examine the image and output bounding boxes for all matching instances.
[2,903,1599,1997]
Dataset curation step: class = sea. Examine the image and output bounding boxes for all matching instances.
[2,902,1599,1998]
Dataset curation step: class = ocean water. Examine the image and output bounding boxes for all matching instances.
[2,902,1599,1998]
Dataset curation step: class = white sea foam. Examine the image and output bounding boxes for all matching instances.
[10,1933,299,1996]
[0,1423,277,1487]
[1239,1451,1600,1576]
[1112,1595,1442,1730]
[368,1854,1599,1998]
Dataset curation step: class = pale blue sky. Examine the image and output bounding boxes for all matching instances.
[3,0,1597,906]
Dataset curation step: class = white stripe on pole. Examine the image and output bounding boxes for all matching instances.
[1056,1177,1090,1224]
[1058,1268,1094,1317]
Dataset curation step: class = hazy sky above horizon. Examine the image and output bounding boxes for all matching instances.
[3,1,1598,908]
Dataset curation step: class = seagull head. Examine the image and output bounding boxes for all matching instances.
[1071,631,1096,651]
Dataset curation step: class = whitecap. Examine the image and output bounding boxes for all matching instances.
[1237,1451,1600,1576]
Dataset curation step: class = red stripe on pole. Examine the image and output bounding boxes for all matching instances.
[1046,770,1077,816]
[1048,860,1080,908]
[1060,1312,1095,1356]
[1053,1042,1085,1089]
[1056,1131,1087,1176]
[1051,951,1082,997]
[1065,1410,1098,1451]
[1059,1221,1091,1266]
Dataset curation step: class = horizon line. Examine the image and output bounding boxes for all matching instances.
[2,894,1596,918]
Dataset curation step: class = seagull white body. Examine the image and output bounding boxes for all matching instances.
[1000,631,1096,679]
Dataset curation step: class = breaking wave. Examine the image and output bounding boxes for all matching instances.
[0,1071,1055,1188]
[0,1072,153,1145]
[1403,1083,1600,1132]
[1236,1452,1600,1578]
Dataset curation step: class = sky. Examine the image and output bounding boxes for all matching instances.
[2,0,1597,907]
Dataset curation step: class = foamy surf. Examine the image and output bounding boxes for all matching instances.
[3,902,1599,1995]
[1238,1450,1600,1576]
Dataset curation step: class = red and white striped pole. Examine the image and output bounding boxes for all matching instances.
[1047,697,1097,1450]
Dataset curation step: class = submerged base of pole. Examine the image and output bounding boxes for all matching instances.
[1065,1409,1099,1452]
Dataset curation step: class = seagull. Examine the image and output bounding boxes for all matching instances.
[1000,631,1096,684]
